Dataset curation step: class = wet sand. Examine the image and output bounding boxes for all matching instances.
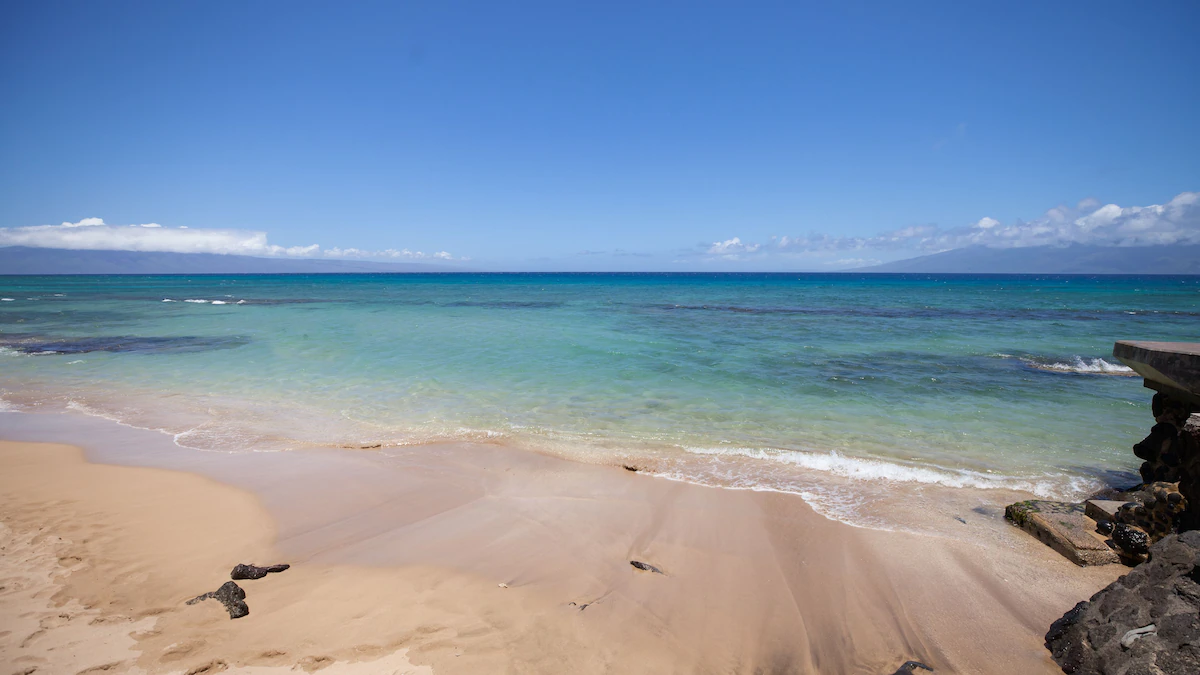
[0,413,1125,674]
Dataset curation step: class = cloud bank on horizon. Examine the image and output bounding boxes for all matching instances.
[1,191,1195,268]
[705,190,1200,263]
[0,218,463,262]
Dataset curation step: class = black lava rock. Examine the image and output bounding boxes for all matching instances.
[1045,531,1200,674]
[890,661,933,674]
[231,563,290,580]
[629,560,664,574]
[186,580,250,619]
[1113,523,1150,556]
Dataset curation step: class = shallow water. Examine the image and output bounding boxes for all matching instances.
[1,273,1196,524]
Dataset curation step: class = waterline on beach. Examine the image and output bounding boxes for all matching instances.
[2,273,1194,527]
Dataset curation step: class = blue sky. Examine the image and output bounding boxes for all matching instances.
[1,1,1197,270]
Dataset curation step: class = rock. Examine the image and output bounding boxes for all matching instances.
[1179,415,1200,532]
[1045,532,1200,674]
[890,661,933,674]
[1134,420,1184,483]
[1113,523,1150,557]
[623,465,638,472]
[186,580,249,619]
[1097,520,1114,535]
[230,563,290,580]
[1005,500,1120,566]
[629,560,664,574]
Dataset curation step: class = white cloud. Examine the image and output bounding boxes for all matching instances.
[0,218,464,261]
[707,237,760,258]
[764,190,1200,255]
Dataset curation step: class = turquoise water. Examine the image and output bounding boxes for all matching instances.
[1,273,1197,520]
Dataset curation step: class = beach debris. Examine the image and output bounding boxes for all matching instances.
[498,583,508,588]
[889,661,933,674]
[1119,624,1157,649]
[230,563,290,580]
[629,560,664,574]
[954,516,966,524]
[1045,531,1200,674]
[186,581,249,619]
[623,465,638,472]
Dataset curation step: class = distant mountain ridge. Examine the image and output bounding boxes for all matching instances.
[856,245,1200,274]
[0,247,459,274]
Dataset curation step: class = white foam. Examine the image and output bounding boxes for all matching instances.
[1,298,14,301]
[236,300,247,305]
[162,298,176,302]
[1031,356,1134,375]
[65,399,126,423]
[211,300,228,305]
[680,444,1090,499]
[183,299,209,304]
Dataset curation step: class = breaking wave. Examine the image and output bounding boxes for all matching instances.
[679,444,1097,500]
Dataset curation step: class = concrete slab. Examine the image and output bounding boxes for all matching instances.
[1084,499,1129,522]
[1006,500,1121,566]
[1113,341,1200,404]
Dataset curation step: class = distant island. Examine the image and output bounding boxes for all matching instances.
[854,244,1200,274]
[3,244,1199,275]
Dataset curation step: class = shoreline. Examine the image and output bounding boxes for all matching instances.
[0,410,1127,673]
[0,393,1132,535]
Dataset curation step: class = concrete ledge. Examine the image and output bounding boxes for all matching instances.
[1006,500,1120,566]
[1113,341,1200,405]
[1083,499,1127,522]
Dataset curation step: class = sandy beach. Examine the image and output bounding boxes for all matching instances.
[0,413,1126,675]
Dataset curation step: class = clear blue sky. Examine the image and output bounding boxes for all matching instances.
[1,1,1197,269]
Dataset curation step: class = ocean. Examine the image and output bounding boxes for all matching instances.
[1,273,1196,527]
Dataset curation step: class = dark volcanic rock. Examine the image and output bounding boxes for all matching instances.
[1113,523,1150,556]
[890,661,933,674]
[186,580,249,619]
[1045,531,1200,674]
[231,563,290,580]
[629,560,664,574]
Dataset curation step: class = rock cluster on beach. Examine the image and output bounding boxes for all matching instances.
[186,562,290,619]
[1044,531,1200,675]
[1008,342,1200,567]
[1041,342,1200,673]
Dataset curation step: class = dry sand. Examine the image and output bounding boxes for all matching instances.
[0,434,1125,674]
